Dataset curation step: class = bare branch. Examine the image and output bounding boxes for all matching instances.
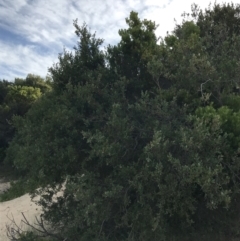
[5,212,65,241]
[200,79,212,97]
[98,219,105,238]
[6,213,23,240]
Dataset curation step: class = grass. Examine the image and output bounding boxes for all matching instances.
[0,163,31,202]
[0,179,30,202]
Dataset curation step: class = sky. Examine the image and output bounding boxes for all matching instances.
[0,0,239,81]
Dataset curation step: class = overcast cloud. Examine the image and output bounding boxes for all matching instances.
[0,0,239,81]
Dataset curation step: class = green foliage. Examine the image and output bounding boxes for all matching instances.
[35,93,239,240]
[107,11,160,100]
[195,2,240,101]
[49,21,105,92]
[164,35,177,47]
[222,93,240,111]
[196,104,240,149]
[162,2,240,107]
[174,20,200,40]
[5,85,42,114]
[12,231,55,241]
[195,2,240,39]
[0,76,51,164]
[0,80,10,104]
[5,91,79,185]
[4,3,240,241]
[15,74,52,93]
[0,179,31,202]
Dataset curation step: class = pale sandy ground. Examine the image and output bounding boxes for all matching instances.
[0,180,42,240]
[0,180,65,241]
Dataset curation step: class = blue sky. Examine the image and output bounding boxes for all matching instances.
[0,0,239,81]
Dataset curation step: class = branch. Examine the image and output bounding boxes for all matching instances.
[200,79,212,97]
[5,212,66,241]
[6,213,23,240]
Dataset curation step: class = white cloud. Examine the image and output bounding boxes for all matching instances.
[0,0,239,81]
[0,41,58,80]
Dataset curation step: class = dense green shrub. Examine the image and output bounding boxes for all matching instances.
[5,2,240,240]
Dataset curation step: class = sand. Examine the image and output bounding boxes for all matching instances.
[0,194,41,240]
[0,179,42,240]
[0,180,67,240]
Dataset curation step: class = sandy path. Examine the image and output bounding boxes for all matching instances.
[0,190,41,240]
[0,179,65,240]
